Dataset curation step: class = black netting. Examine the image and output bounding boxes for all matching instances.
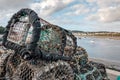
[8,61,74,80]
[86,74,94,80]
[64,30,77,56]
[34,61,74,80]
[19,64,33,80]
[10,62,34,80]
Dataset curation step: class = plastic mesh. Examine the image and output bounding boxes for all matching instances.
[34,61,74,80]
[19,63,33,80]
[11,62,34,80]
[10,61,74,80]
[89,61,108,79]
[38,25,66,55]
[76,66,103,80]
[64,30,77,56]
[7,16,30,45]
[40,28,61,53]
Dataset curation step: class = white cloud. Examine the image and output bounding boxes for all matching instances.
[0,0,74,26]
[86,0,120,22]
[87,6,120,22]
[0,0,32,10]
[30,0,74,17]
[0,15,1,18]
[96,0,120,8]
[86,0,96,3]
[86,14,99,21]
[91,22,120,32]
[0,0,120,32]
[65,4,90,16]
[0,10,17,26]
[98,6,120,22]
[0,0,33,26]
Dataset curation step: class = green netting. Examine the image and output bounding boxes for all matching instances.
[77,67,102,80]
[39,28,61,53]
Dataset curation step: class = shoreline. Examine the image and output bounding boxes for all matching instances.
[76,35,120,40]
[89,58,120,72]
[89,58,120,79]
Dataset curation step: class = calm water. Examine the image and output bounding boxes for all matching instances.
[77,37,120,62]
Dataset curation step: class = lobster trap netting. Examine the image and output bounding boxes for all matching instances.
[12,61,34,80]
[33,61,74,80]
[5,52,22,79]
[7,15,30,45]
[75,64,103,80]
[89,61,108,79]
[0,52,10,78]
[64,30,77,56]
[3,8,41,52]
[73,46,88,66]
[11,60,74,80]
[38,25,66,55]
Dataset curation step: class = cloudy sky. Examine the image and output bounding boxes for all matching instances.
[0,0,120,32]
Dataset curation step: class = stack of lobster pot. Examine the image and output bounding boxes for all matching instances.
[0,8,109,80]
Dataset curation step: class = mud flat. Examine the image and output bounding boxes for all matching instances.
[89,58,120,79]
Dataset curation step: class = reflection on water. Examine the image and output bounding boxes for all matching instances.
[77,37,120,62]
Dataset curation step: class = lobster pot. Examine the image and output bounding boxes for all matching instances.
[7,15,30,46]
[3,8,41,51]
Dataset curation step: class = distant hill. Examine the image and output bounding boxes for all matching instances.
[72,30,120,36]
[71,30,85,33]
[0,26,5,34]
[72,30,120,33]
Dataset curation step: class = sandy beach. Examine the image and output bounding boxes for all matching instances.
[89,58,120,71]
[106,69,120,80]
[89,58,120,80]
